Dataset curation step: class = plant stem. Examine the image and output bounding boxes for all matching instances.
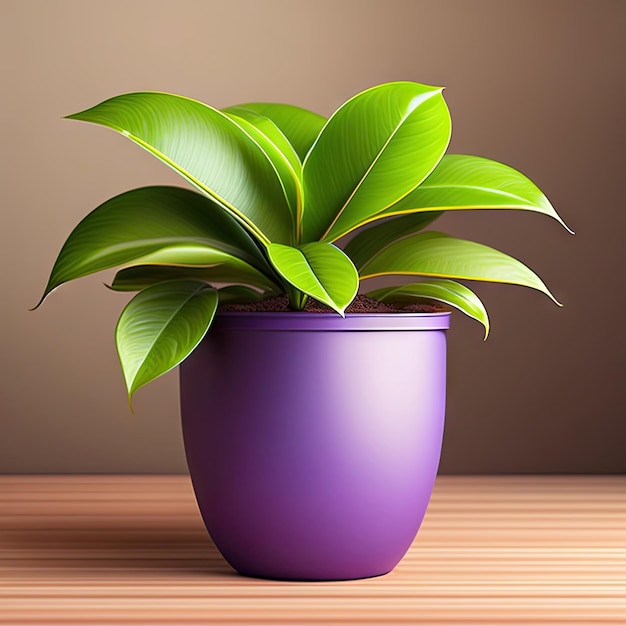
[287,287,308,311]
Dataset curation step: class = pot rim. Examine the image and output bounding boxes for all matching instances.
[212,311,451,332]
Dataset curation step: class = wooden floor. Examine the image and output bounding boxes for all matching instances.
[1,476,625,625]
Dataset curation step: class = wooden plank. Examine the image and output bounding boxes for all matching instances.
[0,476,624,625]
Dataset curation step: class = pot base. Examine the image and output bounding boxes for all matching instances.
[232,567,393,582]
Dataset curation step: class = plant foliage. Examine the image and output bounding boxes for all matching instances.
[36,82,569,403]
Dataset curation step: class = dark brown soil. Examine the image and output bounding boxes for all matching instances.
[219,294,445,314]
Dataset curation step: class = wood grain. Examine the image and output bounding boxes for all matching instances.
[1,475,625,624]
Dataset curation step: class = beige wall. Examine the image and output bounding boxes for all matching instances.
[1,0,624,473]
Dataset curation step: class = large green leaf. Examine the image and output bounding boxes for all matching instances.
[227,102,326,161]
[109,247,280,293]
[343,211,443,269]
[301,82,451,242]
[267,242,359,315]
[367,279,490,338]
[359,231,560,304]
[375,154,572,231]
[67,92,294,244]
[34,187,275,306]
[116,280,218,405]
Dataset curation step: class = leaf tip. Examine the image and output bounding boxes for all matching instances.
[547,290,563,307]
[546,201,574,235]
[29,292,48,311]
[127,391,136,414]
[555,214,575,235]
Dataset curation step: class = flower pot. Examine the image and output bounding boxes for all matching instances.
[180,311,450,581]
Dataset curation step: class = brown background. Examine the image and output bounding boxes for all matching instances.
[1,0,623,474]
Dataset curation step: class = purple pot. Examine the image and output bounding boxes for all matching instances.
[180,311,450,581]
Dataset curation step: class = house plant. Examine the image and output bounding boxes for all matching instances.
[35,81,569,581]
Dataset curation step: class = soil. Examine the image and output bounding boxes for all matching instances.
[219,294,445,314]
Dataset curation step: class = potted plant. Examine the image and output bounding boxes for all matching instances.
[35,81,569,581]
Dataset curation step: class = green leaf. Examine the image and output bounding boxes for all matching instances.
[34,186,276,306]
[367,279,490,338]
[116,280,218,405]
[222,108,302,236]
[359,231,560,304]
[227,102,326,161]
[66,92,294,244]
[343,211,443,270]
[109,250,280,293]
[217,285,272,304]
[222,106,302,175]
[376,154,572,232]
[267,242,359,315]
[128,244,280,292]
[302,82,451,242]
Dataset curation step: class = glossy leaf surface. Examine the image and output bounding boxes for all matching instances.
[217,285,272,304]
[343,211,442,270]
[267,242,359,315]
[359,231,559,304]
[377,155,571,231]
[228,102,326,161]
[222,106,302,175]
[36,187,274,306]
[116,281,218,404]
[67,93,293,244]
[222,110,302,228]
[302,82,451,242]
[368,279,490,338]
[109,249,279,293]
